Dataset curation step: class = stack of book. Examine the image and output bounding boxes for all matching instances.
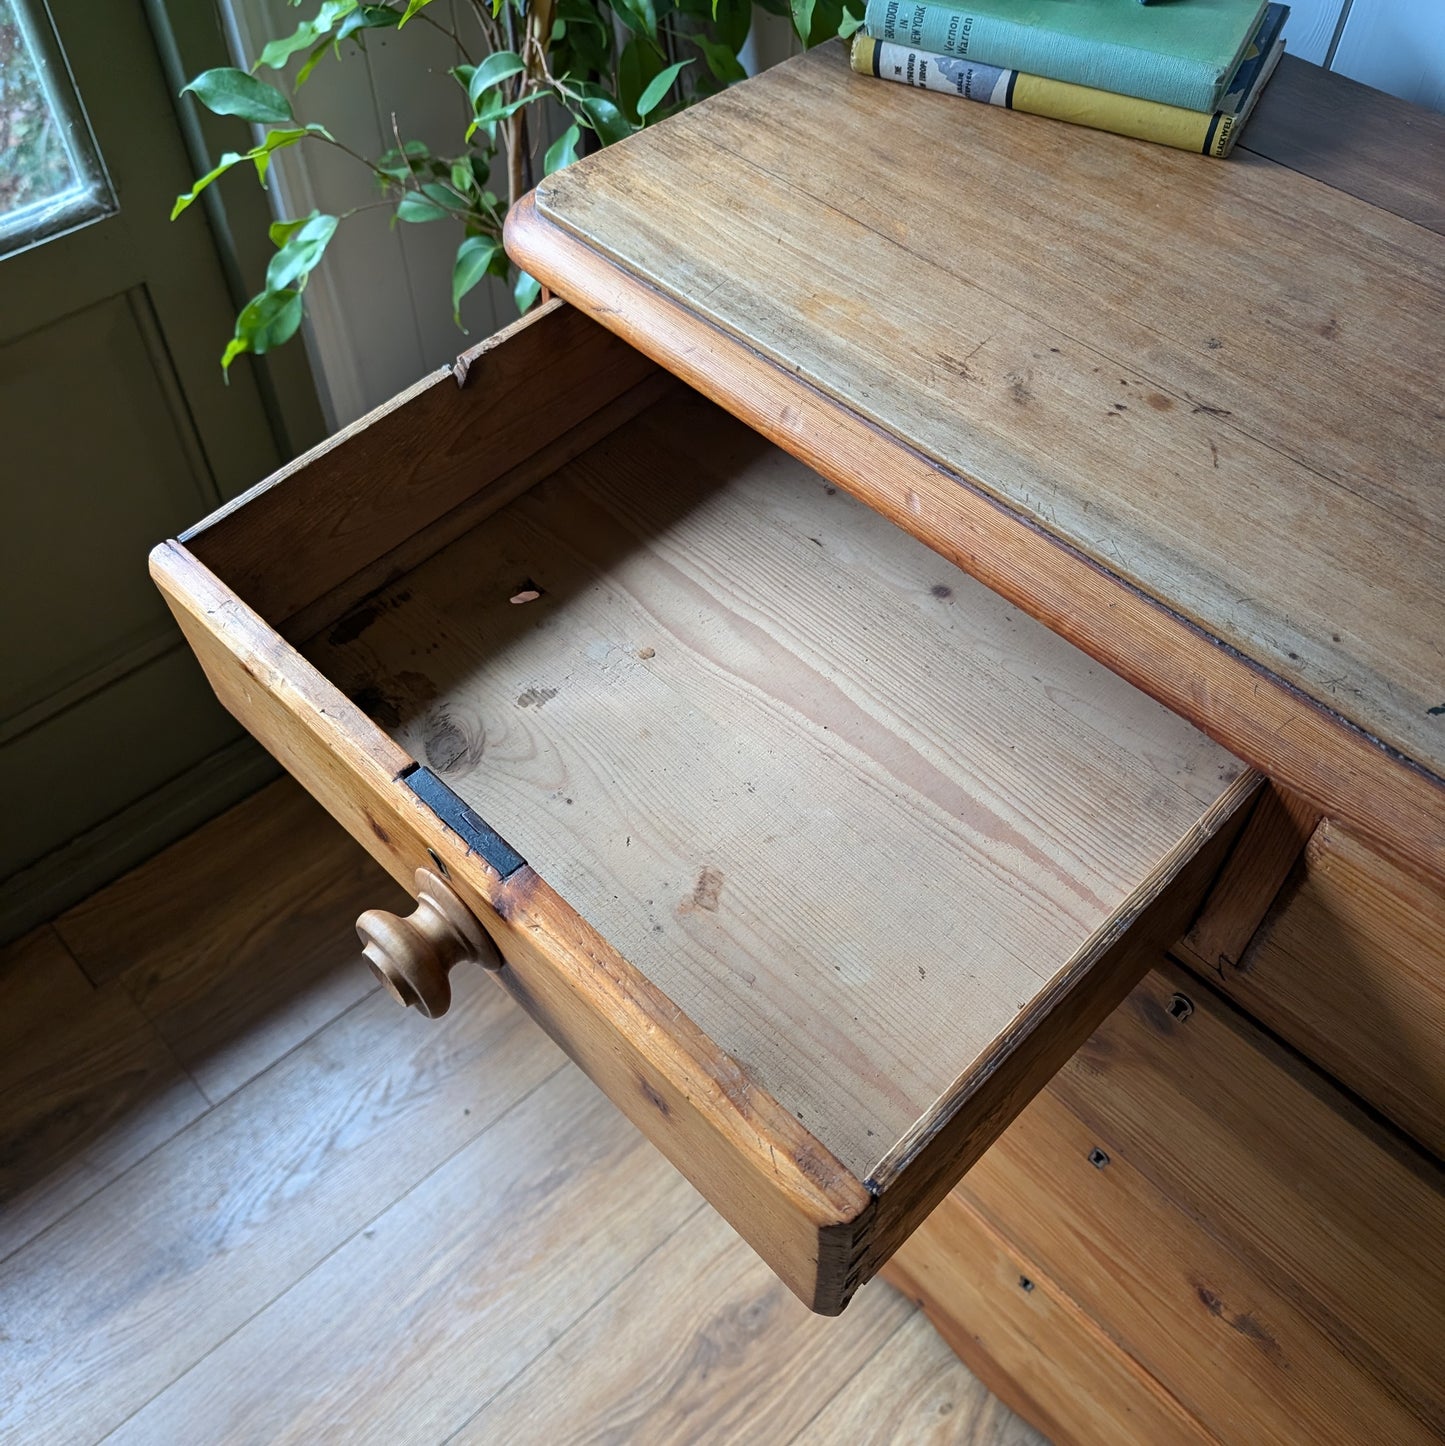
[850,0,1289,158]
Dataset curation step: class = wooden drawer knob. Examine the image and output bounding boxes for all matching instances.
[356,868,501,1018]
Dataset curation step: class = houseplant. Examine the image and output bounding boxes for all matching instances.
[174,0,856,372]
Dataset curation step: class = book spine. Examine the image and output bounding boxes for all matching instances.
[861,0,1227,112]
[851,36,1238,157]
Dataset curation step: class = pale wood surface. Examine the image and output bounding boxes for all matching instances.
[885,1191,1213,1446]
[511,47,1445,882]
[956,964,1445,1444]
[1,786,1034,1445]
[534,45,1445,778]
[790,1311,1044,1446]
[152,539,874,1314]
[505,203,1445,890]
[53,778,406,1102]
[1226,820,1445,1159]
[307,388,1250,1184]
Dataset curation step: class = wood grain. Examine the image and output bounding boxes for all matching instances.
[0,926,207,1262]
[862,796,1250,1281]
[790,1309,1045,1446]
[507,64,1445,888]
[150,539,874,1314]
[306,389,1250,1187]
[1177,783,1320,982]
[454,1210,915,1446]
[0,966,559,1443]
[181,299,658,629]
[54,778,406,1103]
[7,783,1026,1444]
[885,1191,1213,1446]
[531,47,1445,781]
[958,965,1445,1443]
[1224,821,1445,1159]
[1240,54,1445,231]
[105,1066,699,1446]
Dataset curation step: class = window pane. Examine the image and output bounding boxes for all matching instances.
[0,0,113,258]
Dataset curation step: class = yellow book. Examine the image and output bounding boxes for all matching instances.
[850,16,1285,158]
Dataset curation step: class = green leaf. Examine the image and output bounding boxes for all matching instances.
[181,68,294,124]
[711,0,752,53]
[376,139,431,178]
[335,4,401,41]
[838,9,863,37]
[789,0,814,44]
[467,50,526,106]
[450,161,475,195]
[578,95,633,146]
[171,152,245,219]
[467,87,545,143]
[265,211,338,290]
[396,190,451,222]
[452,234,501,321]
[514,269,542,315]
[248,126,311,184]
[295,38,333,87]
[223,287,305,373]
[694,35,746,84]
[170,126,317,219]
[255,1,356,70]
[612,0,659,40]
[617,35,665,123]
[637,59,691,119]
[268,216,306,246]
[399,0,436,25]
[543,123,580,176]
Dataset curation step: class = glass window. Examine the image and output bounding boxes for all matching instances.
[0,0,114,259]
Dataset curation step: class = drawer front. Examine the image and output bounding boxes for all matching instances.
[885,1192,1211,1446]
[152,300,1259,1314]
[889,964,1445,1445]
[1225,821,1445,1159]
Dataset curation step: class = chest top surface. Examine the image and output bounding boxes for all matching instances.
[521,45,1445,837]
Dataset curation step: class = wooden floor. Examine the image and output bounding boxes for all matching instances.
[0,778,1045,1446]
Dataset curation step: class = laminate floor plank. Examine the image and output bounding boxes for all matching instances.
[54,778,407,1103]
[3,786,1031,1445]
[452,1209,915,1446]
[0,926,208,1263]
[790,1310,1046,1446]
[105,1067,700,1446]
[0,968,560,1446]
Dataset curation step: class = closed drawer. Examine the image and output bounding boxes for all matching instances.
[151,301,1257,1314]
[887,964,1445,1445]
[1223,822,1445,1160]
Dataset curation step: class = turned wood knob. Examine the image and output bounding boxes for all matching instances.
[356,868,501,1018]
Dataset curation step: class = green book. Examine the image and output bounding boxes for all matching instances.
[861,0,1270,112]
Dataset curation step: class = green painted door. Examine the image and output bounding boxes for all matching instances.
[0,0,321,937]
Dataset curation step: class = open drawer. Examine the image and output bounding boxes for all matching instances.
[151,302,1258,1314]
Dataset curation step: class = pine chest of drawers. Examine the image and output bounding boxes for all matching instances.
[156,43,1445,1443]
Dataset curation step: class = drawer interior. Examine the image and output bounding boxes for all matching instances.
[302,386,1248,1182]
[158,304,1257,1311]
